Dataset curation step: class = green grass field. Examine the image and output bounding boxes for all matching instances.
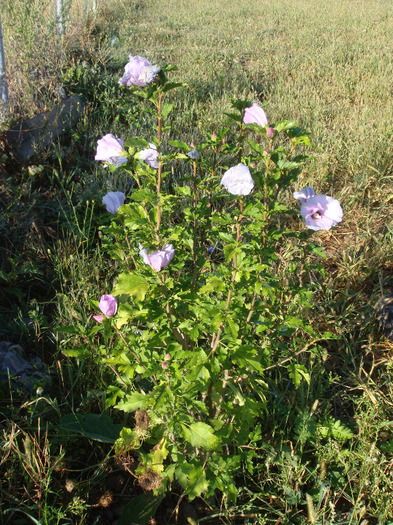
[1,0,393,523]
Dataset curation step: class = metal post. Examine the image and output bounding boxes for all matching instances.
[0,15,9,121]
[56,0,65,35]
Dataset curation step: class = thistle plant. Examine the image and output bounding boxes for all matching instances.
[68,56,343,502]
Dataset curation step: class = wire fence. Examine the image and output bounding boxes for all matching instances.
[0,0,100,121]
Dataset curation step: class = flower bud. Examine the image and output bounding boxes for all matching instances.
[267,127,275,138]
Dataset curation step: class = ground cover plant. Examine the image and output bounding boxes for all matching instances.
[1,0,393,524]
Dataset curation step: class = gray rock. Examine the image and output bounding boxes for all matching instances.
[0,341,51,392]
[6,94,84,160]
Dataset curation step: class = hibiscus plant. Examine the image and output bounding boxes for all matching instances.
[66,56,343,503]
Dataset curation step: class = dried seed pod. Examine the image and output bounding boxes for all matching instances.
[138,468,162,491]
[135,409,150,431]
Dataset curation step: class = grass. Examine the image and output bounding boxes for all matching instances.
[1,0,393,523]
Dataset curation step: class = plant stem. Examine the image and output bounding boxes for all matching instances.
[156,90,163,240]
[192,160,198,290]
[211,197,244,355]
[262,155,270,250]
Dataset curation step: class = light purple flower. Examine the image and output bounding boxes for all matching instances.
[94,294,117,321]
[119,55,160,87]
[139,243,175,271]
[293,187,343,231]
[243,103,268,127]
[161,361,169,369]
[139,65,161,85]
[220,163,254,196]
[138,143,159,168]
[102,191,125,214]
[95,134,124,162]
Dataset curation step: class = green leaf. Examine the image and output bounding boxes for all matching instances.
[130,189,155,202]
[124,137,149,148]
[116,392,150,412]
[317,417,353,441]
[113,273,149,302]
[224,112,242,123]
[199,276,226,294]
[226,318,239,339]
[118,494,164,525]
[274,120,298,132]
[59,413,122,443]
[161,103,174,119]
[168,139,190,152]
[175,463,208,500]
[151,438,169,474]
[288,363,310,388]
[161,82,184,93]
[115,427,140,454]
[175,185,191,197]
[187,466,209,500]
[61,346,91,359]
[219,232,235,243]
[114,302,134,329]
[182,422,219,450]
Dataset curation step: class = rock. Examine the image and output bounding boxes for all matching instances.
[0,341,51,392]
[6,94,84,160]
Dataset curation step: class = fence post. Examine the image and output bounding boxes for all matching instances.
[56,0,65,35]
[0,14,9,121]
[85,0,97,19]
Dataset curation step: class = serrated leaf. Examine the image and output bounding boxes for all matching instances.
[275,120,298,132]
[199,276,226,294]
[161,103,174,119]
[113,273,149,302]
[317,418,353,441]
[224,112,242,123]
[115,427,140,454]
[130,189,155,202]
[183,422,219,450]
[61,346,90,358]
[175,463,208,500]
[175,185,191,197]
[226,318,239,339]
[187,466,209,500]
[116,392,150,412]
[124,137,149,148]
[288,363,310,388]
[161,82,184,93]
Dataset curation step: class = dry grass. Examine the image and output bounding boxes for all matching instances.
[0,0,125,122]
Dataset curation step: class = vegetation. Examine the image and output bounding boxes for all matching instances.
[1,0,393,524]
